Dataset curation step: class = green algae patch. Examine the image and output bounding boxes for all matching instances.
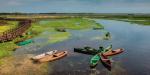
[126,20,150,26]
[29,18,104,42]
[48,32,71,43]
[0,50,11,59]
[30,23,56,36]
[33,18,103,30]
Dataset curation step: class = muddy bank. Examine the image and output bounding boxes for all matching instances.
[0,54,51,75]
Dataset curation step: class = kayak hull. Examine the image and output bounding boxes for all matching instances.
[17,39,33,46]
[74,48,98,55]
[31,50,58,60]
[100,53,112,71]
[90,54,100,68]
[38,51,67,63]
[103,48,124,56]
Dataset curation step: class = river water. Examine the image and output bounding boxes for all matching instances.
[14,19,150,75]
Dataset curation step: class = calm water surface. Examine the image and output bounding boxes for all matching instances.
[14,19,150,75]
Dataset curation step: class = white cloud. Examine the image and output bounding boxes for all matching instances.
[7,0,22,6]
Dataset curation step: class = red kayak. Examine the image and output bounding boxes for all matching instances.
[103,48,124,56]
[100,53,112,70]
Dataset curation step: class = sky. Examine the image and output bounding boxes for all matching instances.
[0,0,150,13]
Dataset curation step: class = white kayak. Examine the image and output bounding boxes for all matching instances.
[31,50,58,60]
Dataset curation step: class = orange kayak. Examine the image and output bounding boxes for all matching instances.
[103,48,124,56]
[31,50,58,60]
[38,51,67,63]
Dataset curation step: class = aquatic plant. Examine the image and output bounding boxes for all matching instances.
[48,32,71,43]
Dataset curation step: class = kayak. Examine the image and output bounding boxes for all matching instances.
[17,39,33,46]
[38,51,67,63]
[74,47,99,55]
[90,54,100,68]
[15,36,32,44]
[99,53,112,70]
[103,48,124,56]
[74,45,113,55]
[31,50,58,60]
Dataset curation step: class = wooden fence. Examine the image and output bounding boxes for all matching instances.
[0,19,31,42]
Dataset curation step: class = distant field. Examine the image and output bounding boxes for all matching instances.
[114,18,150,25]
[39,18,103,29]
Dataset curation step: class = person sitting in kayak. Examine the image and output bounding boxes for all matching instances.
[111,50,116,53]
[105,32,111,38]
[105,45,112,52]
[98,46,104,53]
[98,45,113,53]
[84,46,96,51]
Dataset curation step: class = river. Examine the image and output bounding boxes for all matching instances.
[14,19,150,75]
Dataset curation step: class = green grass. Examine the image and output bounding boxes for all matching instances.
[0,35,32,59]
[32,18,103,30]
[30,18,103,44]
[0,50,11,59]
[126,20,150,25]
[31,24,55,34]
[0,21,19,58]
[0,21,19,59]
[0,42,17,58]
[112,17,150,26]
[0,42,17,51]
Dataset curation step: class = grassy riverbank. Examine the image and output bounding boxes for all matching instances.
[0,21,18,59]
[125,20,150,25]
[0,42,17,58]
[110,17,150,26]
[0,17,104,74]
[0,18,104,59]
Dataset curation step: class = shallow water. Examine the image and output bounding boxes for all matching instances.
[14,19,150,75]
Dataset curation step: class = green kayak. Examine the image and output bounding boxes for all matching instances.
[74,47,100,55]
[90,54,100,68]
[17,39,33,46]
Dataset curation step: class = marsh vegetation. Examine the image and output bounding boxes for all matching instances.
[0,16,150,75]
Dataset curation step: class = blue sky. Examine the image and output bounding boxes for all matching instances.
[0,0,150,13]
